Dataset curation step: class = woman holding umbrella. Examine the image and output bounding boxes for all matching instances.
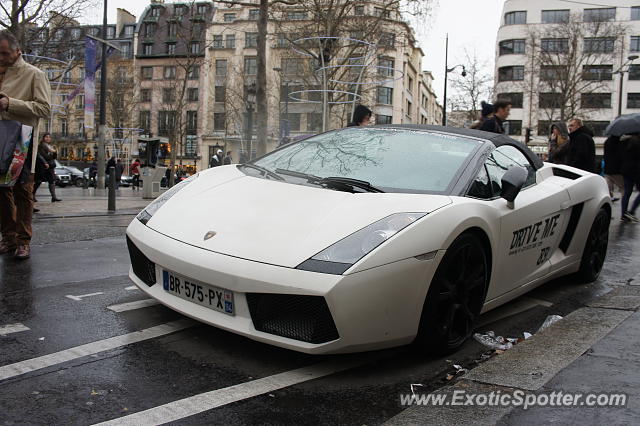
[620,134,640,223]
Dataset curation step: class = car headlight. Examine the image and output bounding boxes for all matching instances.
[137,174,198,225]
[296,213,426,275]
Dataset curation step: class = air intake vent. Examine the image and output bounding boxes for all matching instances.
[246,294,339,344]
[553,168,581,180]
[126,236,156,286]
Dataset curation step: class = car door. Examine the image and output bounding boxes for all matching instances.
[469,145,571,300]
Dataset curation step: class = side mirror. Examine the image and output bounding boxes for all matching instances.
[501,166,528,209]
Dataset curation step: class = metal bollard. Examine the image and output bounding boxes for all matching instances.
[108,166,116,212]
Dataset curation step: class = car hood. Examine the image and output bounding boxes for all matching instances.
[147,166,452,268]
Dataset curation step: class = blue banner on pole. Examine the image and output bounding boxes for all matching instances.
[84,37,97,129]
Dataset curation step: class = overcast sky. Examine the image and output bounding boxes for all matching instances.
[83,0,505,102]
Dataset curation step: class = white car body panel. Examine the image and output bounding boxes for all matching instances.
[126,140,611,354]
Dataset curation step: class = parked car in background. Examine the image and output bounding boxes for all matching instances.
[54,167,72,187]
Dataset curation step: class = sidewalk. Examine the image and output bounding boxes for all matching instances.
[386,277,640,425]
[33,186,151,217]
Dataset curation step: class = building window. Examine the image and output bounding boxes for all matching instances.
[215,59,227,76]
[60,119,68,136]
[406,99,412,117]
[140,89,151,102]
[163,66,176,79]
[584,8,616,22]
[249,9,260,20]
[407,75,414,93]
[374,7,391,18]
[276,33,289,48]
[541,9,569,23]
[540,65,563,81]
[140,111,151,131]
[631,36,640,52]
[150,7,161,17]
[226,34,236,49]
[582,93,611,108]
[379,32,395,47]
[77,94,84,109]
[583,37,615,53]
[107,27,115,39]
[630,64,640,80]
[187,88,199,102]
[193,22,203,37]
[212,35,223,48]
[583,65,613,81]
[215,86,226,102]
[71,28,82,39]
[166,43,176,55]
[378,57,394,76]
[144,23,155,38]
[121,43,131,58]
[141,67,153,80]
[190,42,200,54]
[175,6,185,16]
[376,114,392,124]
[632,7,640,20]
[168,22,177,38]
[539,93,563,108]
[197,4,207,15]
[214,113,225,130]
[287,11,308,20]
[285,113,301,131]
[354,5,365,16]
[504,11,526,25]
[158,111,177,136]
[628,93,640,108]
[244,57,257,75]
[186,111,198,135]
[124,26,134,37]
[583,121,609,137]
[307,113,322,132]
[187,65,199,80]
[506,120,522,136]
[245,32,258,48]
[499,39,526,55]
[377,86,393,104]
[282,58,305,75]
[224,13,236,22]
[162,88,174,103]
[142,44,153,55]
[498,66,524,81]
[497,93,523,108]
[541,38,568,53]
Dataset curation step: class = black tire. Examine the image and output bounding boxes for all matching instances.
[74,178,84,187]
[414,233,489,355]
[578,208,610,283]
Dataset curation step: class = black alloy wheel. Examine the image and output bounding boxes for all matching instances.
[578,208,610,283]
[415,233,488,355]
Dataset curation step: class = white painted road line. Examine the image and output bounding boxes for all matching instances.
[95,358,368,426]
[0,323,30,336]
[107,299,160,313]
[0,319,194,381]
[125,286,138,291]
[65,292,105,301]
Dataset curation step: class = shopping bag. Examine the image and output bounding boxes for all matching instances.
[0,121,33,187]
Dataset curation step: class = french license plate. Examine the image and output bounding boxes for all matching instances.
[162,270,235,315]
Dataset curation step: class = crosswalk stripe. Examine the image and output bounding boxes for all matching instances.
[0,323,30,336]
[94,358,368,426]
[0,319,194,381]
[107,299,160,313]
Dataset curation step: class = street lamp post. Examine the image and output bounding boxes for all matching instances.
[442,34,467,127]
[617,55,640,117]
[245,83,257,160]
[272,67,290,145]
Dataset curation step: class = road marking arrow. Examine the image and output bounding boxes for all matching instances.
[65,292,105,301]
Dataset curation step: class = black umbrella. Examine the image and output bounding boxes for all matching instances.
[605,113,640,136]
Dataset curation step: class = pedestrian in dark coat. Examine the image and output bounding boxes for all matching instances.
[33,133,61,202]
[223,151,233,165]
[548,122,570,164]
[115,159,124,188]
[347,105,372,127]
[209,149,223,167]
[479,100,511,134]
[620,135,640,222]
[470,101,493,130]
[603,135,624,200]
[566,118,596,173]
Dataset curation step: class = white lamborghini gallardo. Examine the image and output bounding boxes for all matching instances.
[126,125,611,354]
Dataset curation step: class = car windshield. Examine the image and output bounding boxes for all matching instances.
[251,128,482,193]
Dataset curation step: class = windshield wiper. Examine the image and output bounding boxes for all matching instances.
[275,168,323,182]
[275,169,384,193]
[238,164,284,181]
[321,177,385,193]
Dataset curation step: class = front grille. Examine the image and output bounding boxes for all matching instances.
[126,236,156,286]
[246,294,339,344]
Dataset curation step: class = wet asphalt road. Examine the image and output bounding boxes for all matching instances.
[1,211,639,425]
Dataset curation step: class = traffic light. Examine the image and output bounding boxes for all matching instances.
[525,127,532,143]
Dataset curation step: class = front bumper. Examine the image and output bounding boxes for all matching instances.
[126,219,443,354]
